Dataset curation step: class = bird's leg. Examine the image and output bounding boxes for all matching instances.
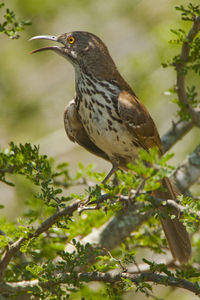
[82,164,118,207]
[102,164,118,184]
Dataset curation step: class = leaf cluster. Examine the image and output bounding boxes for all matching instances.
[175,3,200,21]
[0,142,71,208]
[162,3,200,121]
[0,2,31,39]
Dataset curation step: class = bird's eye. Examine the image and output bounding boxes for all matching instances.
[67,36,75,44]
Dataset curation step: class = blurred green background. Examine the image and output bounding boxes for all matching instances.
[0,1,199,298]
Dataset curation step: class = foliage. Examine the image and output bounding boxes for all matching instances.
[175,3,200,21]
[162,3,200,121]
[0,1,31,39]
[0,142,200,299]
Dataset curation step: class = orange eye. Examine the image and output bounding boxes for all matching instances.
[67,36,75,44]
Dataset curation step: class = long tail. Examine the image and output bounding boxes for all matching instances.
[153,177,191,263]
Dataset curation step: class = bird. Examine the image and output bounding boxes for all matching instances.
[30,31,191,263]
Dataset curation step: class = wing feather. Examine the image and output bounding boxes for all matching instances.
[118,91,162,153]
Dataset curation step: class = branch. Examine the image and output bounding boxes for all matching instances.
[0,200,80,282]
[79,149,200,253]
[176,15,200,127]
[173,144,200,193]
[161,119,194,153]
[78,192,200,257]
[0,271,199,296]
[161,16,200,154]
[79,202,152,250]
[0,193,122,281]
[1,146,199,284]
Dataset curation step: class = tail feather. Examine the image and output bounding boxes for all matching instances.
[153,178,191,264]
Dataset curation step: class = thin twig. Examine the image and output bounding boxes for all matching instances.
[78,205,101,214]
[53,177,91,189]
[104,248,127,272]
[127,258,175,274]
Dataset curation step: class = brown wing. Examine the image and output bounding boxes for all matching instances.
[64,100,109,161]
[118,90,162,154]
[118,91,191,262]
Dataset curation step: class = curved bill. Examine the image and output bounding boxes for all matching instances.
[29,35,58,42]
[29,35,63,54]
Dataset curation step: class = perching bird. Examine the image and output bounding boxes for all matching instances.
[30,31,191,263]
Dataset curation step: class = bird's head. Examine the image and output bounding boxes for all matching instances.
[30,31,117,78]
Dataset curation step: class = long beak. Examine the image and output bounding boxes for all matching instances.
[29,35,63,54]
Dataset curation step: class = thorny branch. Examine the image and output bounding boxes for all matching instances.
[176,15,200,127]
[161,15,200,155]
[0,200,80,282]
[0,271,199,296]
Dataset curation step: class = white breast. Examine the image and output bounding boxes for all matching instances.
[76,73,139,163]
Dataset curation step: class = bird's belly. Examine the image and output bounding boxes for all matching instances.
[78,94,139,163]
